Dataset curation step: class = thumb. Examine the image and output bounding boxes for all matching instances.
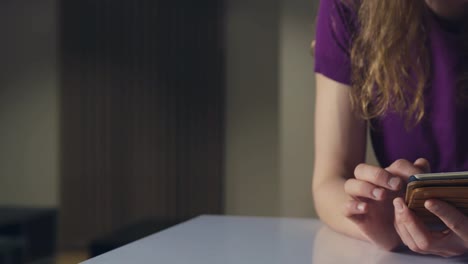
[413,158,431,173]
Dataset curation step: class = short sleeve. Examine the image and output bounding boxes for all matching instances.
[314,0,356,85]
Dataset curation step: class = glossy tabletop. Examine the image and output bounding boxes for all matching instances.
[82,215,468,264]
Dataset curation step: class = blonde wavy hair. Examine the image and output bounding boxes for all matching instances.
[347,0,468,124]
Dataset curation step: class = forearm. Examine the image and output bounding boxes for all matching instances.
[313,176,367,241]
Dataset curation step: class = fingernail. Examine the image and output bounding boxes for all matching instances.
[394,200,403,212]
[357,202,366,211]
[388,177,400,189]
[372,188,383,199]
[425,200,438,211]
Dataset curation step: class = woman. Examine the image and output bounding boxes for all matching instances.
[313,0,468,257]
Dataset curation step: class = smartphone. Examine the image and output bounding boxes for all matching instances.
[405,171,468,224]
[409,171,468,181]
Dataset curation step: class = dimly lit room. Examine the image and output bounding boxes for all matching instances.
[0,0,317,262]
[2,0,468,263]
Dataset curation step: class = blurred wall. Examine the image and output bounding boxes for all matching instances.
[0,0,375,215]
[225,0,318,217]
[0,0,59,207]
[278,0,317,217]
[225,0,378,218]
[225,0,281,216]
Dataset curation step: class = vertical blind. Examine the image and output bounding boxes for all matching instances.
[59,0,224,247]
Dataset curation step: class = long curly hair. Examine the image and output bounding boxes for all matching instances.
[348,0,468,124]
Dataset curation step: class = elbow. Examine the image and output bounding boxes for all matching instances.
[311,183,328,221]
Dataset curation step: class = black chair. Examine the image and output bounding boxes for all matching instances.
[0,236,24,264]
[0,207,57,264]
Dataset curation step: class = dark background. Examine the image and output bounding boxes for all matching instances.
[60,0,224,248]
[0,0,318,262]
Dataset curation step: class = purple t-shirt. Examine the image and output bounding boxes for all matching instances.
[315,0,468,172]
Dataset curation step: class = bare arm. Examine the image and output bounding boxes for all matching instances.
[312,73,367,240]
[312,74,432,251]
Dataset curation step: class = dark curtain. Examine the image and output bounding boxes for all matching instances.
[59,0,224,248]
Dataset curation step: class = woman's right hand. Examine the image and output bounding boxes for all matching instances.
[343,158,430,251]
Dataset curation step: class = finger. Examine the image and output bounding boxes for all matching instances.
[394,198,420,252]
[394,198,435,254]
[354,163,402,191]
[427,232,465,257]
[343,200,367,217]
[344,179,385,201]
[397,224,461,257]
[430,229,450,240]
[394,216,418,251]
[396,199,466,257]
[385,159,425,182]
[393,212,408,246]
[413,158,431,173]
[425,199,468,239]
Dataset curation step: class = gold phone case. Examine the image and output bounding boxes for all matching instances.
[405,179,468,223]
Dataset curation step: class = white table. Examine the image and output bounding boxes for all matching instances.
[82,215,468,263]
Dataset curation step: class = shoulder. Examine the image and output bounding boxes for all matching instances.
[316,0,358,38]
[315,0,360,85]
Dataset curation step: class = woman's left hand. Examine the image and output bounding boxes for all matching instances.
[393,197,468,257]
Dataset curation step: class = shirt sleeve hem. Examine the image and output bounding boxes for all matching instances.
[314,53,352,86]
